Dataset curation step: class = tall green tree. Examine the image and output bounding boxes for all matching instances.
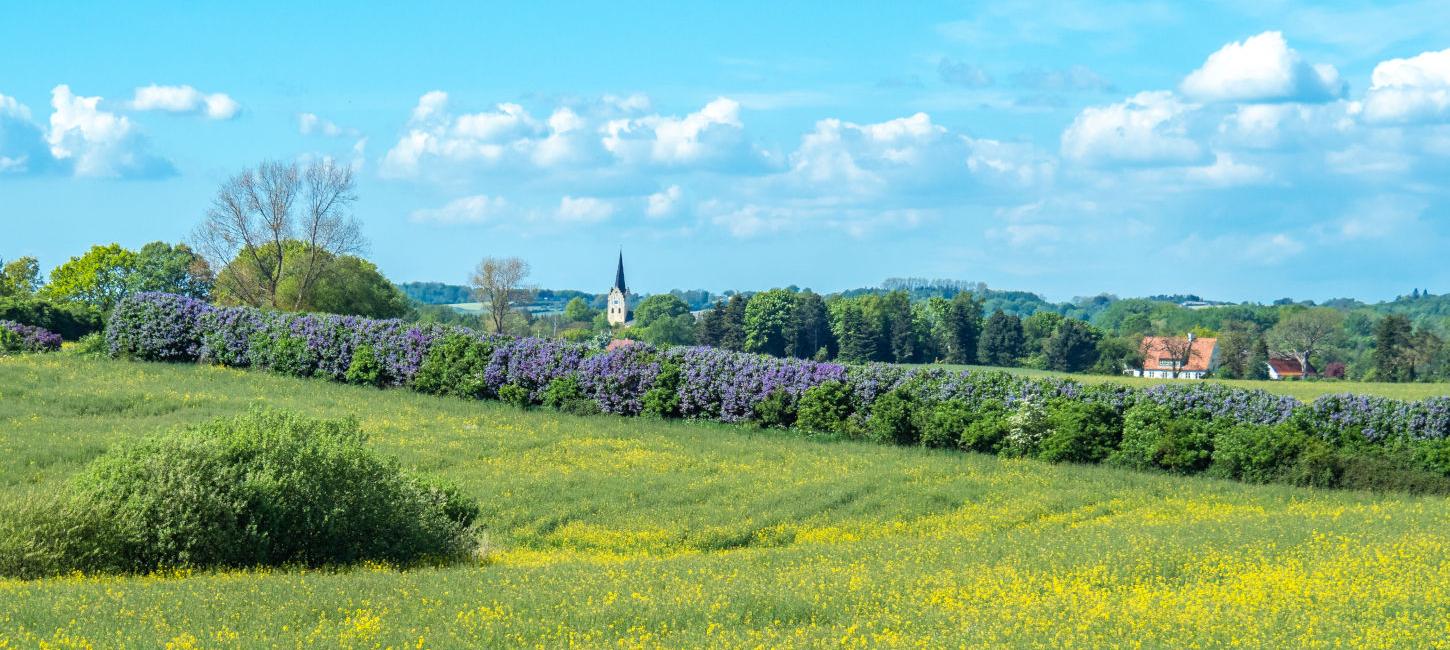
[42,243,139,311]
[978,310,1025,367]
[787,290,834,359]
[215,241,408,318]
[695,300,726,347]
[129,242,213,299]
[1373,314,1415,382]
[633,294,690,328]
[718,294,748,351]
[1044,318,1100,372]
[744,289,796,357]
[944,292,983,364]
[0,257,42,298]
[563,297,598,324]
[834,301,878,363]
[1215,320,1261,379]
[881,290,919,363]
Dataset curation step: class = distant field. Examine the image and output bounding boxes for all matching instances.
[3,355,1449,646]
[916,363,1450,402]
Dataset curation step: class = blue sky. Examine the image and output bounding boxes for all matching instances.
[4,1,1450,302]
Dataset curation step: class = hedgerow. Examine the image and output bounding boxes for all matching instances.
[0,320,62,353]
[104,293,1450,493]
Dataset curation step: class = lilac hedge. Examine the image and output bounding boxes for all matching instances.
[105,292,1450,453]
[0,320,62,353]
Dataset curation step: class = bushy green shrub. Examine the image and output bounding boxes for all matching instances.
[412,332,494,398]
[641,359,682,418]
[1332,448,1450,494]
[796,381,854,434]
[498,382,531,408]
[865,388,917,445]
[959,403,1010,453]
[1412,438,1450,477]
[1110,403,1214,474]
[0,296,103,340]
[68,332,109,357]
[917,399,973,448]
[753,390,796,429]
[1038,400,1121,464]
[0,410,478,579]
[249,331,315,378]
[345,344,385,387]
[1209,423,1307,483]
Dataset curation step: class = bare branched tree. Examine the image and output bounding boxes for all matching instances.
[193,159,361,309]
[471,257,533,335]
[1144,336,1200,378]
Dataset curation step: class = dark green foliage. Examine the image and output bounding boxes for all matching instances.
[865,388,917,445]
[634,294,690,328]
[882,290,920,363]
[641,360,682,418]
[978,310,1025,366]
[1038,400,1121,464]
[718,294,748,351]
[0,410,478,578]
[753,390,796,429]
[959,403,1010,453]
[944,292,982,364]
[787,290,834,360]
[346,344,385,387]
[412,332,494,398]
[0,296,104,340]
[1209,423,1307,483]
[498,383,531,408]
[541,375,585,408]
[744,289,795,357]
[833,302,880,363]
[1110,403,1215,474]
[1373,314,1416,381]
[249,331,315,378]
[796,381,854,434]
[917,399,974,448]
[1044,319,1101,373]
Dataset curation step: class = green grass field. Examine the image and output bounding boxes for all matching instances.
[3,355,1449,647]
[917,363,1450,402]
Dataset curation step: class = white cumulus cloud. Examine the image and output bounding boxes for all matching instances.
[646,185,683,218]
[130,84,240,119]
[47,85,173,178]
[1180,31,1344,103]
[1061,91,1205,166]
[409,195,508,224]
[0,93,52,174]
[1359,48,1450,123]
[557,196,615,223]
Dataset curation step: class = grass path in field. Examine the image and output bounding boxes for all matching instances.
[916,362,1450,401]
[2,355,1449,647]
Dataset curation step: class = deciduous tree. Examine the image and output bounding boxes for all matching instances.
[470,257,533,335]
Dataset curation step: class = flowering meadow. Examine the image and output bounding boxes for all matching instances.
[103,292,1450,488]
[2,355,1449,647]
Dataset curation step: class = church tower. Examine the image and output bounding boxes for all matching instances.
[607,251,629,326]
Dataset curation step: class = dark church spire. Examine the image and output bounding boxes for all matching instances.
[613,250,627,293]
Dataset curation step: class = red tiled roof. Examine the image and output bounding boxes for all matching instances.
[1139,336,1217,372]
[605,338,638,352]
[1267,357,1312,376]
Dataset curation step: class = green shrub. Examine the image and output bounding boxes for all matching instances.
[249,331,315,378]
[1333,448,1450,494]
[345,344,385,387]
[1411,438,1450,476]
[413,332,494,398]
[917,399,974,448]
[1286,437,1341,488]
[0,410,479,579]
[865,388,917,445]
[498,382,531,409]
[796,381,854,434]
[0,327,17,353]
[68,332,109,357]
[753,390,796,429]
[1109,403,1214,474]
[959,403,1010,453]
[641,359,682,418]
[542,375,584,408]
[1037,400,1121,464]
[1208,423,1307,483]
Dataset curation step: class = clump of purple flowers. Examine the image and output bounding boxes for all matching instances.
[0,320,62,353]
